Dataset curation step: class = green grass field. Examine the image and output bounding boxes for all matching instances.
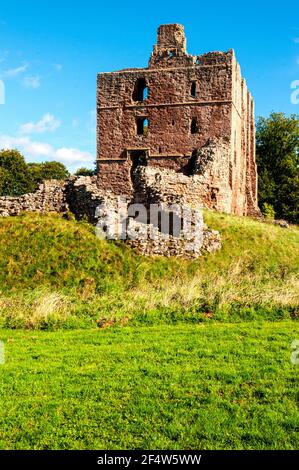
[0,322,298,450]
[0,211,298,449]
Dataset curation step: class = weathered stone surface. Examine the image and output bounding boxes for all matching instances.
[131,144,233,212]
[0,174,221,259]
[126,227,221,259]
[0,176,112,222]
[273,219,290,229]
[97,23,260,217]
[94,190,221,259]
[0,180,68,217]
[65,176,112,224]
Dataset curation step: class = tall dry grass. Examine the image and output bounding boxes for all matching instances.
[0,290,70,329]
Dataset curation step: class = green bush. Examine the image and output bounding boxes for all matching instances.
[261,202,275,220]
[74,167,95,177]
[0,149,69,196]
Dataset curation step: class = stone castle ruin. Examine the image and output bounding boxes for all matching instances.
[97,24,259,217]
[0,24,260,258]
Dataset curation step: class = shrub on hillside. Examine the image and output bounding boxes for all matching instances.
[28,161,69,187]
[261,202,275,220]
[0,149,69,196]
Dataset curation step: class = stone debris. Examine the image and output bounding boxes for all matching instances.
[273,219,290,229]
[0,172,221,259]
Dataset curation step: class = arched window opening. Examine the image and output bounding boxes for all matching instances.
[191,118,199,134]
[136,117,149,136]
[132,78,148,102]
[191,82,197,97]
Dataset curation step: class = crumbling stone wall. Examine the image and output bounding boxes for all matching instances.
[0,174,221,259]
[94,190,221,259]
[132,140,233,212]
[125,219,221,259]
[0,177,113,222]
[0,180,68,217]
[97,23,259,217]
[65,176,114,224]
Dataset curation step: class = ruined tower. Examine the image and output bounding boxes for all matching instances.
[97,24,259,216]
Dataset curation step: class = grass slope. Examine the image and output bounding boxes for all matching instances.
[0,211,298,328]
[0,212,298,450]
[0,323,298,450]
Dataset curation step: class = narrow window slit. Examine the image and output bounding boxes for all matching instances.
[191,82,197,97]
[191,118,198,134]
[132,78,148,102]
[137,117,149,136]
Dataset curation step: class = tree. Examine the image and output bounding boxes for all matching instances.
[0,167,8,195]
[28,161,69,187]
[74,167,95,177]
[0,150,70,196]
[0,149,33,196]
[256,113,299,224]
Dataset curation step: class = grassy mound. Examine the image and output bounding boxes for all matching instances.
[0,212,298,329]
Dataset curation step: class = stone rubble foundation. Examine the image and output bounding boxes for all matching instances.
[0,170,221,259]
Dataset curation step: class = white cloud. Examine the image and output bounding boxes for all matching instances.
[0,135,52,157]
[23,75,41,89]
[20,114,61,135]
[3,63,28,78]
[0,134,94,170]
[23,139,53,157]
[55,147,93,163]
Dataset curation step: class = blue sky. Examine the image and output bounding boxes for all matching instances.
[0,0,298,172]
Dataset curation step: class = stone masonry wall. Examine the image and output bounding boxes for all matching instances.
[0,177,114,222]
[0,174,221,259]
[132,140,233,213]
[96,23,259,217]
[0,180,68,217]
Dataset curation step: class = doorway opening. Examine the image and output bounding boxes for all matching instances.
[128,149,148,184]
